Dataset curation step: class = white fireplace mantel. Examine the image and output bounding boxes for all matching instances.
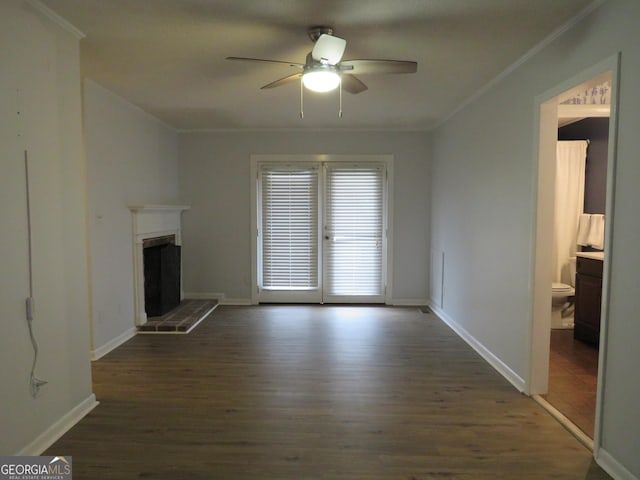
[129,204,190,325]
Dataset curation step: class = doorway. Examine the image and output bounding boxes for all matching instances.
[529,56,619,452]
[250,155,392,304]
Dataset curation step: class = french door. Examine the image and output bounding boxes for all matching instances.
[257,161,386,303]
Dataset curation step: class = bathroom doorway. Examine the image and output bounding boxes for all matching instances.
[529,56,619,452]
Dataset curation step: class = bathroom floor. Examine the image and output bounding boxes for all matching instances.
[543,329,599,438]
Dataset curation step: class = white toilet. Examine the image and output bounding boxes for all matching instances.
[551,257,576,329]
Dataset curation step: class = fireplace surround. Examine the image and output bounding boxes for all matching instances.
[129,204,190,325]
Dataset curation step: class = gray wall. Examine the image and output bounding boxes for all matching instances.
[0,0,93,455]
[430,0,640,476]
[178,130,431,304]
[83,80,179,356]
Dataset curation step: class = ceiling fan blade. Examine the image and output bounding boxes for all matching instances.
[312,34,346,65]
[260,73,303,90]
[340,74,368,94]
[226,56,305,69]
[339,59,417,75]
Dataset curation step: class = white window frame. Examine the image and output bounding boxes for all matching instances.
[250,154,394,305]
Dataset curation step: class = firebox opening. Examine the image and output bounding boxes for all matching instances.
[143,235,181,317]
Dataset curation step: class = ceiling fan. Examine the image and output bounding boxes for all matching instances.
[227,26,417,113]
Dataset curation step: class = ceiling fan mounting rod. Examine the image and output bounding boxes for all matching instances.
[308,26,334,42]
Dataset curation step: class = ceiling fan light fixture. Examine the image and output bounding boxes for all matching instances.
[302,69,341,93]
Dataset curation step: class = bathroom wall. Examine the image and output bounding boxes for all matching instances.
[559,117,609,214]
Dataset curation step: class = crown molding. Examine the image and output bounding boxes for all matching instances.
[26,0,85,39]
[434,0,608,130]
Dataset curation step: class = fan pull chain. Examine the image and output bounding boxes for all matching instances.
[339,81,343,118]
[300,79,304,119]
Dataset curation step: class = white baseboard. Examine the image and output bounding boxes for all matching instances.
[596,447,639,480]
[184,292,251,305]
[186,294,428,307]
[220,297,252,305]
[428,302,526,392]
[390,298,429,307]
[184,292,223,301]
[91,327,136,361]
[16,394,99,455]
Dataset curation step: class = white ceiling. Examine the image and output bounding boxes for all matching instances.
[39,0,595,131]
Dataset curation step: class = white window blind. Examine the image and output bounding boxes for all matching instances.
[260,166,319,290]
[324,165,384,297]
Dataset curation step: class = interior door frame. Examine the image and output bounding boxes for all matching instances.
[250,154,394,305]
[527,54,620,457]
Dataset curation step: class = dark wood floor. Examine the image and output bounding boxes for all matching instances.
[544,329,599,438]
[46,305,611,479]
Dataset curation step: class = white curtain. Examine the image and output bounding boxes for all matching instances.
[553,140,587,284]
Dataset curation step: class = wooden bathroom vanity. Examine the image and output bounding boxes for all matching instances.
[574,252,604,346]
